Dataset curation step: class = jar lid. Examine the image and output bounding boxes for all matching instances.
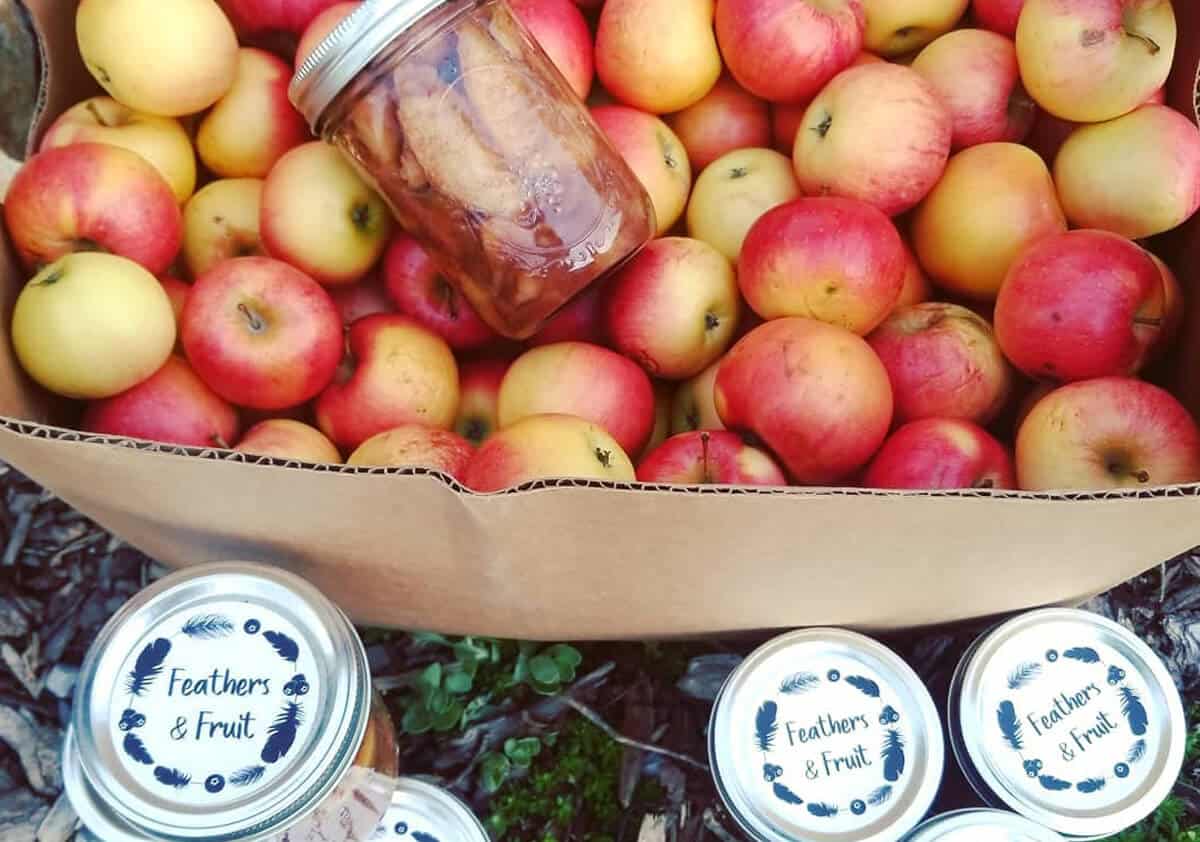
[949,608,1186,839]
[290,0,450,132]
[368,777,490,841]
[67,562,372,841]
[708,628,945,842]
[901,809,1066,842]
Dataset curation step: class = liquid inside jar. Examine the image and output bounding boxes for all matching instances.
[322,0,655,339]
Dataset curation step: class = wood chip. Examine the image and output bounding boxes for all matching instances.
[0,705,61,796]
[34,793,77,842]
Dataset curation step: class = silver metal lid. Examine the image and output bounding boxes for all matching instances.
[901,809,1066,842]
[290,0,451,132]
[368,777,490,841]
[67,562,372,841]
[950,608,1186,839]
[708,628,945,842]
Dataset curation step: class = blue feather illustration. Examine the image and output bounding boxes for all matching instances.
[1064,647,1101,664]
[126,638,171,697]
[1007,662,1043,690]
[1039,775,1072,791]
[779,672,819,694]
[122,733,153,765]
[997,701,1023,751]
[807,802,838,818]
[154,767,191,788]
[261,702,303,763]
[773,783,804,805]
[230,765,266,786]
[844,675,881,698]
[755,701,778,753]
[263,630,300,664]
[1128,739,1147,764]
[412,833,441,842]
[882,729,906,782]
[867,785,893,805]
[1077,778,1107,794]
[181,614,233,639]
[1119,687,1149,736]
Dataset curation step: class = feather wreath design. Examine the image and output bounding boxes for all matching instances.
[126,638,171,697]
[261,702,303,764]
[755,701,778,752]
[996,700,1023,751]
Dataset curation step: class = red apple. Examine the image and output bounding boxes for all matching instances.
[794,63,952,216]
[602,237,739,380]
[1016,377,1200,490]
[637,430,788,486]
[381,234,498,351]
[869,303,1013,424]
[911,29,1036,150]
[295,2,359,69]
[181,256,343,410]
[498,342,656,457]
[715,0,866,104]
[347,425,474,479]
[455,358,511,446]
[738,197,906,335]
[463,413,636,491]
[527,284,604,347]
[235,418,341,463]
[315,314,460,451]
[994,230,1164,382]
[218,0,347,46]
[328,273,394,326]
[3,143,182,274]
[82,356,240,448]
[973,0,1025,36]
[714,317,894,484]
[665,76,772,171]
[864,418,1015,489]
[508,0,595,101]
[590,105,692,235]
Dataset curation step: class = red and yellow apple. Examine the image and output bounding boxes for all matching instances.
[714,317,894,484]
[12,252,177,399]
[994,229,1164,381]
[862,0,971,56]
[590,105,691,235]
[261,141,393,285]
[455,358,511,446]
[181,256,343,410]
[686,148,800,262]
[508,0,595,101]
[665,76,772,171]
[670,360,725,434]
[602,237,739,380]
[159,275,190,352]
[770,53,884,152]
[895,239,931,309]
[1016,377,1200,490]
[82,356,240,448]
[295,2,358,69]
[912,142,1066,300]
[972,0,1025,36]
[182,178,266,279]
[498,341,656,457]
[315,314,459,451]
[794,63,952,216]
[738,197,906,334]
[4,143,182,275]
[463,413,636,491]
[328,274,393,326]
[864,418,1015,489]
[235,418,341,463]
[347,425,474,479]
[868,302,1013,423]
[218,0,346,46]
[637,430,787,486]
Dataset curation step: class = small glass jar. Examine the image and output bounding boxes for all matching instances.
[290,0,656,340]
[63,562,398,841]
[900,809,1065,841]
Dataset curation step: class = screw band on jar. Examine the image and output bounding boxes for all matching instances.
[708,628,945,842]
[949,608,1187,839]
[900,809,1066,841]
[369,776,490,841]
[64,561,398,841]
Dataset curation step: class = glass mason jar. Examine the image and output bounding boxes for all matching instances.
[63,562,399,842]
[289,0,656,340]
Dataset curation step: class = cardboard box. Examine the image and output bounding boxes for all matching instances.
[2,0,1199,640]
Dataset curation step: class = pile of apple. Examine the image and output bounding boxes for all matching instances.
[4,0,1200,494]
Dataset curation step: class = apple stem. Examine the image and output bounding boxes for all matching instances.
[211,434,231,449]
[705,312,720,332]
[1123,28,1161,54]
[811,113,833,139]
[1134,469,1150,484]
[700,431,712,484]
[975,478,996,490]
[595,448,612,468]
[237,302,266,333]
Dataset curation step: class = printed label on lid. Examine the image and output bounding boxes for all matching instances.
[108,600,321,807]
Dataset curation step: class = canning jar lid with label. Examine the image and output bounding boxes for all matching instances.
[708,628,945,842]
[64,561,394,841]
[368,776,490,841]
[900,809,1066,841]
[949,608,1187,839]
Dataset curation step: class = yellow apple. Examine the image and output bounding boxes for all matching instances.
[686,148,799,262]
[182,178,266,279]
[862,0,970,57]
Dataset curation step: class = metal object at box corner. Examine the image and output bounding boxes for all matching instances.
[708,628,945,842]
[949,608,1187,840]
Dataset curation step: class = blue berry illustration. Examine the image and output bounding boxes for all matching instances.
[851,800,866,815]
[244,619,261,634]
[205,775,225,794]
[118,708,146,731]
[393,822,409,835]
[827,670,841,682]
[1107,665,1127,686]
[1023,759,1044,778]
[283,674,311,697]
[763,764,783,783]
[1115,763,1130,779]
[879,705,900,725]
[1046,650,1058,662]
